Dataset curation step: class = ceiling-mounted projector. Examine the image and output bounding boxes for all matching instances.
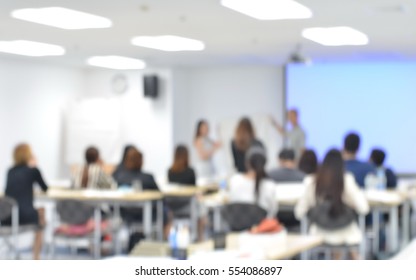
[287,44,312,65]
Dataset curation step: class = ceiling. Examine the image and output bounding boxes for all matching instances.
[1,0,416,68]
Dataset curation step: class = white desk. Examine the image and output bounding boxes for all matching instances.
[391,238,416,260]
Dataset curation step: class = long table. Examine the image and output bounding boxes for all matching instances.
[38,189,164,259]
[203,186,409,259]
[44,185,217,258]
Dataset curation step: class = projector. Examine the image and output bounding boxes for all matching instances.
[289,52,312,64]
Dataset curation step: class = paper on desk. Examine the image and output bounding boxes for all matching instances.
[365,190,402,204]
[82,190,125,198]
[48,179,72,188]
[158,183,182,193]
[202,191,227,208]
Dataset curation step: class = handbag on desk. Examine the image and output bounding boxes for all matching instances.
[307,200,357,230]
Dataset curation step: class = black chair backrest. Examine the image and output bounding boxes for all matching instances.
[56,200,94,225]
[222,203,267,232]
[0,197,16,222]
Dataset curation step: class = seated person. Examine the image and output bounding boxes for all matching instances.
[73,146,115,189]
[268,149,305,182]
[298,149,319,175]
[168,145,196,186]
[228,146,277,218]
[343,132,375,188]
[112,147,158,191]
[369,148,397,189]
[3,144,48,260]
[167,145,207,241]
[113,144,134,175]
[112,147,168,237]
[295,149,369,259]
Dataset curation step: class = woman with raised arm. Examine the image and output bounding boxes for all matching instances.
[193,119,221,179]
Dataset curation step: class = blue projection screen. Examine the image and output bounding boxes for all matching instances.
[286,62,416,174]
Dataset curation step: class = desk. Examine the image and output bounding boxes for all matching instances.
[203,188,409,259]
[161,185,217,241]
[366,190,407,255]
[127,233,322,260]
[391,238,416,260]
[39,189,163,259]
[266,234,323,260]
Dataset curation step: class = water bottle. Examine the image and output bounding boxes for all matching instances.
[219,179,227,191]
[132,180,143,192]
[175,224,189,260]
[376,168,386,190]
[168,226,178,258]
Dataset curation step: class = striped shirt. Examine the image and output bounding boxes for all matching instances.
[73,164,115,189]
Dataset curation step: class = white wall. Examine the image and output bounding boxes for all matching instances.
[79,68,174,178]
[0,60,285,190]
[0,57,84,190]
[171,66,285,175]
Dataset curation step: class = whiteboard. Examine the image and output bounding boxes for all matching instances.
[65,98,123,165]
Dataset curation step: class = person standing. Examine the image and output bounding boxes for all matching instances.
[193,120,221,179]
[271,108,306,161]
[231,117,265,173]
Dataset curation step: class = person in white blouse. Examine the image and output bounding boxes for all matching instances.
[228,146,278,218]
[295,149,369,259]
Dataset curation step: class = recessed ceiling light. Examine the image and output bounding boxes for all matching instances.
[87,56,146,70]
[302,26,369,46]
[131,35,205,51]
[11,7,112,30]
[221,0,312,20]
[0,40,65,56]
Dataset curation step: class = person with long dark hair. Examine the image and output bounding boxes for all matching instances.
[73,146,114,189]
[231,117,264,173]
[112,147,158,190]
[193,119,221,178]
[167,145,207,241]
[295,149,369,259]
[298,149,319,175]
[228,146,277,217]
[113,144,135,175]
[169,145,196,185]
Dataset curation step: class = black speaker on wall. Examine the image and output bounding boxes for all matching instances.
[143,75,159,98]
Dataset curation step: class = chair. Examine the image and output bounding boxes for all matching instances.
[50,200,110,259]
[221,203,267,232]
[0,197,37,259]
